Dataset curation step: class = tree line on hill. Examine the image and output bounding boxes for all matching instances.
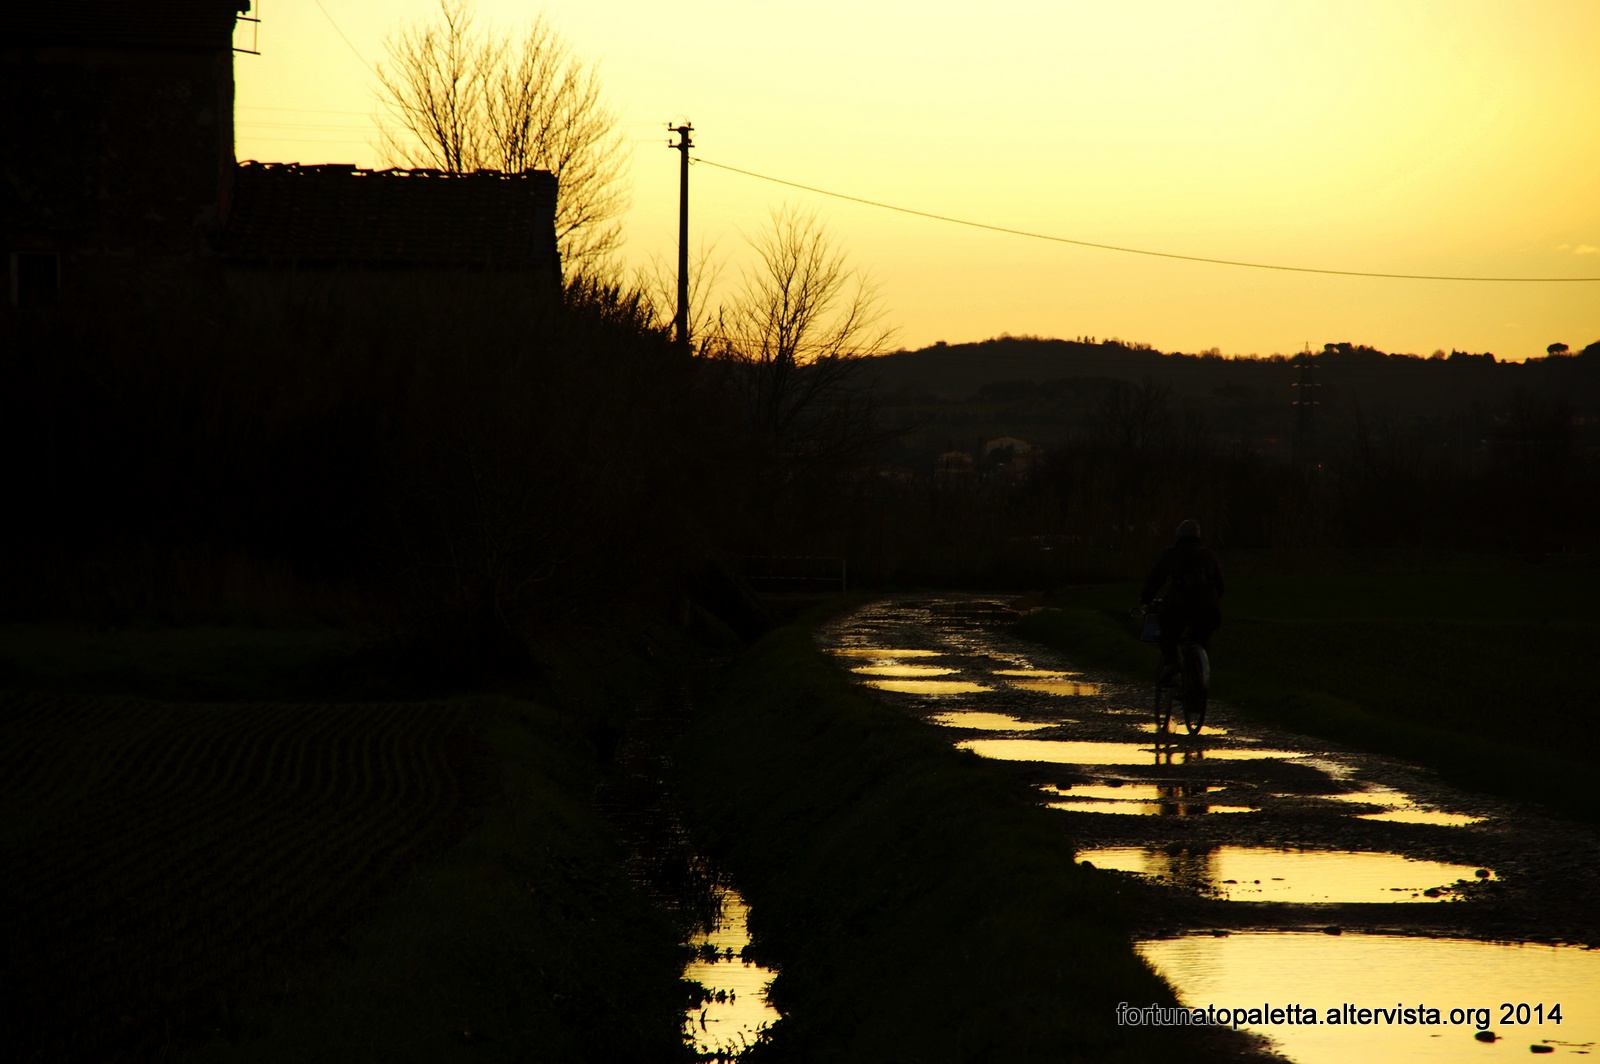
[4,288,1595,661]
[835,335,1600,582]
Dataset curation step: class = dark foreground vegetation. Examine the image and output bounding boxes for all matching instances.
[675,622,1255,1063]
[3,275,1595,1059]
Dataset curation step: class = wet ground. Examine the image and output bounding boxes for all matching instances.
[815,595,1600,1061]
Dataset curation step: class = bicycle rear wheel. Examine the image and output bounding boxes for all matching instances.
[1180,648,1208,734]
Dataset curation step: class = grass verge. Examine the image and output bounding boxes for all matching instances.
[674,625,1251,1063]
[1015,553,1598,823]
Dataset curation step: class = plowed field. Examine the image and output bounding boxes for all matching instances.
[0,692,482,1061]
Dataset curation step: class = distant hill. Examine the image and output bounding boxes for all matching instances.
[862,338,1170,399]
[863,335,1599,409]
[859,335,1600,466]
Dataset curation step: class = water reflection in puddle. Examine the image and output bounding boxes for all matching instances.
[1080,846,1490,902]
[959,739,1165,765]
[830,647,943,658]
[1041,782,1252,816]
[1050,798,1256,816]
[958,738,1308,766]
[1357,808,1486,827]
[864,679,991,695]
[683,887,779,1059]
[1138,932,1600,1063]
[850,664,957,677]
[1139,721,1232,736]
[1005,679,1104,696]
[1325,785,1487,827]
[991,668,1079,678]
[928,711,1053,731]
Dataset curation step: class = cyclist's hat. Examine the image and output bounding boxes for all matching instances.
[1176,519,1201,540]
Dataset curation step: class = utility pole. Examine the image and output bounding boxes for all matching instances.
[1291,342,1320,469]
[668,122,693,348]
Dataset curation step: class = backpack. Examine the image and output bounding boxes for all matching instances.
[1169,546,1216,603]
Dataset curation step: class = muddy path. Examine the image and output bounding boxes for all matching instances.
[814,594,1600,950]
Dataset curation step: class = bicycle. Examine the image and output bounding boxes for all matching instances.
[1136,601,1209,735]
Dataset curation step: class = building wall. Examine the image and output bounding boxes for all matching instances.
[2,41,235,309]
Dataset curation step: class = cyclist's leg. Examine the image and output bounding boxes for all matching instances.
[1158,615,1181,674]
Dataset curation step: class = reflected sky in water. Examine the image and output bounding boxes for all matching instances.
[959,738,1307,766]
[830,647,944,658]
[1042,781,1252,816]
[863,678,992,695]
[1139,933,1600,1063]
[928,711,1053,731]
[1081,846,1490,902]
[683,887,778,1059]
[1049,798,1255,816]
[850,664,958,677]
[1325,784,1487,826]
[1004,679,1104,696]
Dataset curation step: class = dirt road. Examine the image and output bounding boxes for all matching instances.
[814,595,1600,950]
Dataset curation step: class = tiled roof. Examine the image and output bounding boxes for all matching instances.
[1,1,248,49]
[221,163,560,271]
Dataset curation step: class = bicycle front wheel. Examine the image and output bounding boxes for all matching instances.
[1154,676,1173,734]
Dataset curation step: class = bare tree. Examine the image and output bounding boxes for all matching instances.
[376,0,629,273]
[687,206,898,550]
[708,205,894,449]
[636,238,726,348]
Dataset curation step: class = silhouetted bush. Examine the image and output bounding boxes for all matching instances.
[0,273,731,652]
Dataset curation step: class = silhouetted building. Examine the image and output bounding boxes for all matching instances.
[2,0,248,308]
[4,2,560,312]
[220,163,559,285]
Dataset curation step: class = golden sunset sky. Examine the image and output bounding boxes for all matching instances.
[234,1,1600,360]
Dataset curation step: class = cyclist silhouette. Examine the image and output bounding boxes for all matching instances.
[1140,519,1225,672]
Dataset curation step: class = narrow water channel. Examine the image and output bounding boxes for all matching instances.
[816,595,1600,1062]
[596,687,780,1061]
[682,886,780,1059]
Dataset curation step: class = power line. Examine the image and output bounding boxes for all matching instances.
[237,137,375,146]
[238,122,376,132]
[692,157,1600,284]
[312,0,380,80]
[240,105,377,117]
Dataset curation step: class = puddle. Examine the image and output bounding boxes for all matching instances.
[958,738,1307,767]
[1139,722,1231,736]
[830,647,944,658]
[991,668,1079,678]
[864,679,992,695]
[958,738,1171,765]
[1079,846,1491,902]
[1325,784,1486,827]
[928,711,1053,732]
[1041,781,1252,816]
[1042,783,1215,802]
[1049,798,1255,815]
[683,887,779,1059]
[1138,932,1600,1062]
[850,664,957,677]
[1303,757,1359,781]
[1004,679,1104,696]
[1357,809,1486,827]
